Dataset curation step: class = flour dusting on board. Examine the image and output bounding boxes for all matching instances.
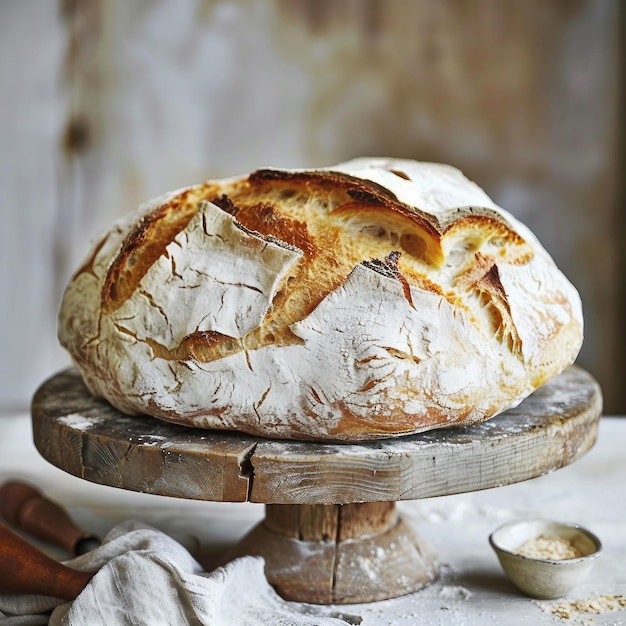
[57,413,104,431]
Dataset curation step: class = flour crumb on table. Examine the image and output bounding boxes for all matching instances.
[538,594,626,620]
[438,585,473,601]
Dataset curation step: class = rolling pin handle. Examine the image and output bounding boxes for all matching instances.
[0,480,100,556]
[0,523,93,600]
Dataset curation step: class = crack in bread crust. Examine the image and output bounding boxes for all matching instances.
[102,171,534,365]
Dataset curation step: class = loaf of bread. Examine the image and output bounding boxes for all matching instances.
[58,158,583,441]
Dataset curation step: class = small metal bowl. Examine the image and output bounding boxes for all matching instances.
[489,519,602,599]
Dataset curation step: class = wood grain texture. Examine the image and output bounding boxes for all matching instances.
[226,501,438,604]
[32,366,601,505]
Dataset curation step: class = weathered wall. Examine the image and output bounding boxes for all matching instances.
[0,0,621,411]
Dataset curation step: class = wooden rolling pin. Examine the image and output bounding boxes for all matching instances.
[0,480,100,556]
[0,522,93,600]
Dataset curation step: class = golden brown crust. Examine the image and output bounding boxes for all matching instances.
[101,187,212,314]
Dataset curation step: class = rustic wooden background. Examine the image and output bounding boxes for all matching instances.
[1,0,622,413]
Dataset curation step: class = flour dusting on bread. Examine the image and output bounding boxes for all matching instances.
[58,158,583,441]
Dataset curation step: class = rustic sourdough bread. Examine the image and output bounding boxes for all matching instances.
[58,158,583,441]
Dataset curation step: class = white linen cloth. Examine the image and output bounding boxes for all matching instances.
[0,521,353,625]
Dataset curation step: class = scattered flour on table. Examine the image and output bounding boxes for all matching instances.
[537,594,626,621]
[438,585,473,601]
[393,584,473,623]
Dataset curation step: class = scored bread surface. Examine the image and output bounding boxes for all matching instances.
[58,158,583,441]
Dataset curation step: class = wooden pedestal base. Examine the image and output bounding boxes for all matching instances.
[226,501,438,604]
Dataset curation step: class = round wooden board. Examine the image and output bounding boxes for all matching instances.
[32,366,602,506]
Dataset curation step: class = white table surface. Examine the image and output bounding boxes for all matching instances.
[0,411,624,625]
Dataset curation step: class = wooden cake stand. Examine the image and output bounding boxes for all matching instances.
[31,366,601,605]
